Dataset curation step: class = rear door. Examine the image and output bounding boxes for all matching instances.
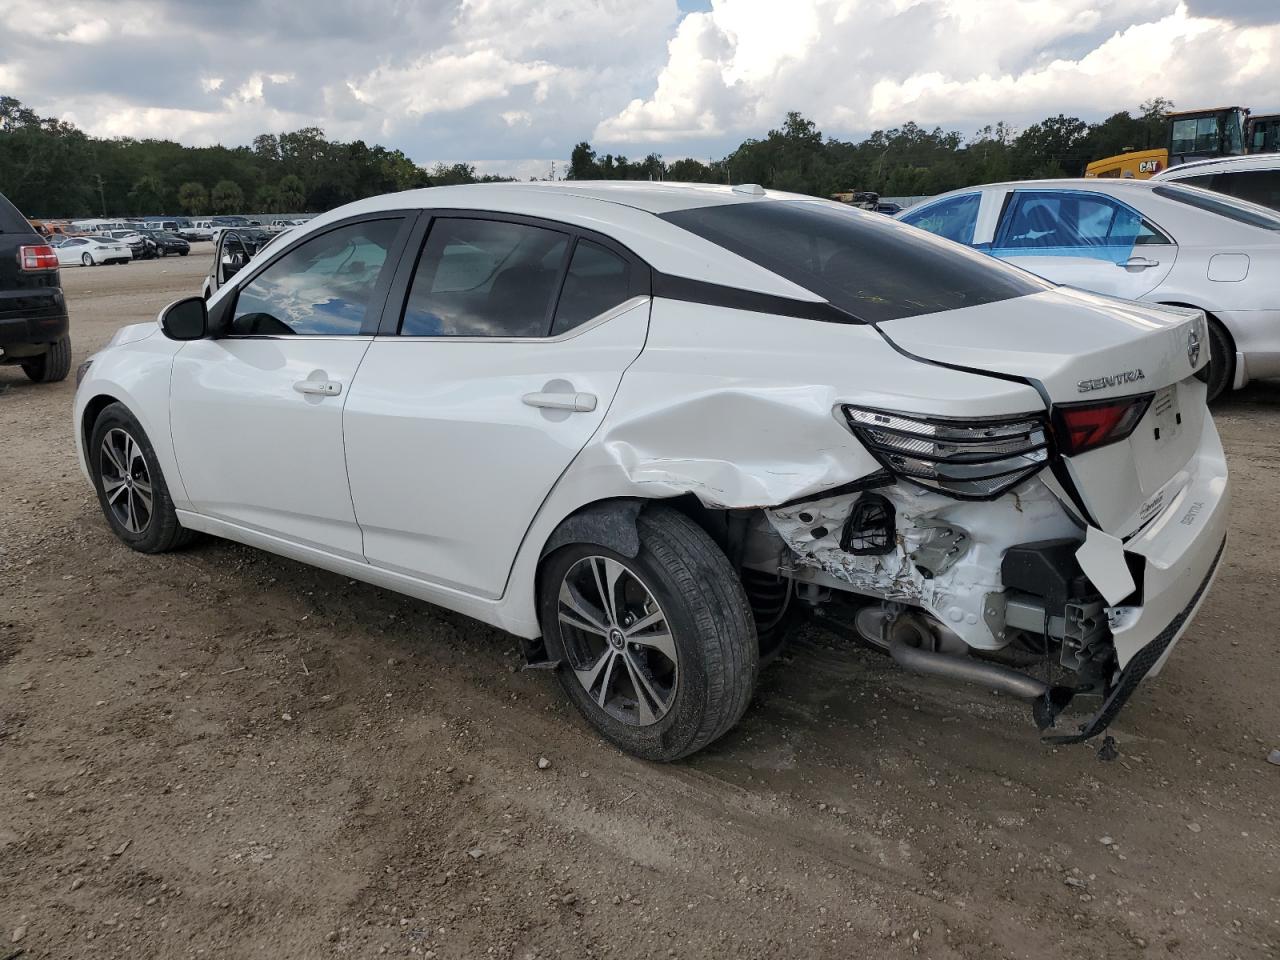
[343,213,651,598]
[991,189,1176,300]
[170,215,411,558]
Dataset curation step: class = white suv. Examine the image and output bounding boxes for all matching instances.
[73,182,1229,760]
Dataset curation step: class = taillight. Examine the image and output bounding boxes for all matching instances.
[18,244,59,272]
[843,406,1050,499]
[1052,395,1152,456]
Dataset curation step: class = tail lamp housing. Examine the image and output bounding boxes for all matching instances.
[1051,394,1153,456]
[18,244,59,272]
[843,406,1050,499]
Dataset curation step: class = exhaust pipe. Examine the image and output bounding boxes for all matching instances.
[887,614,1049,701]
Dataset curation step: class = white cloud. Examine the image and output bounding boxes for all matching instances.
[350,49,559,116]
[597,0,1280,143]
[1,0,1277,178]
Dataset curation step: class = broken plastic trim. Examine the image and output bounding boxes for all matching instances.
[1043,536,1226,745]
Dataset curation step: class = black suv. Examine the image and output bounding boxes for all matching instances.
[0,191,70,382]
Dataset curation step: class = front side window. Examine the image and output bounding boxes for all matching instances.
[899,193,981,245]
[995,191,1170,260]
[400,218,569,337]
[663,200,1049,323]
[230,219,400,336]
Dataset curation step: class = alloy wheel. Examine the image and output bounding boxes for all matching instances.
[99,428,153,534]
[81,253,92,266]
[557,555,678,726]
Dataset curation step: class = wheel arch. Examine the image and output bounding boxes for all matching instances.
[1153,300,1238,389]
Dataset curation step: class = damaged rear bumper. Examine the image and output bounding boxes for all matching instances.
[1046,415,1230,742]
[1045,536,1226,744]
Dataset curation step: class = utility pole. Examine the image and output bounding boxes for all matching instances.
[95,173,107,216]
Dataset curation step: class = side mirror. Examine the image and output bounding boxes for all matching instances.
[160,296,208,341]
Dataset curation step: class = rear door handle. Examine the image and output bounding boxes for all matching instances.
[293,379,342,397]
[522,391,597,413]
[1120,256,1159,270]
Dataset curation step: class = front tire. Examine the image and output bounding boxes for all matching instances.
[88,403,196,553]
[539,506,759,761]
[21,335,72,383]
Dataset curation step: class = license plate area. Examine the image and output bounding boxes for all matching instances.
[1150,386,1181,446]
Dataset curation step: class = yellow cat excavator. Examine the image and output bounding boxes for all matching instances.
[1085,105,1275,179]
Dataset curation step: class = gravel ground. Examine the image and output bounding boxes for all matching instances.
[1,251,1277,960]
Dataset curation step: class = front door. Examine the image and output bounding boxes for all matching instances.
[991,189,1177,300]
[343,215,651,597]
[171,216,409,558]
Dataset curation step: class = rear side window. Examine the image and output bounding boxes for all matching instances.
[899,193,981,245]
[231,219,400,336]
[400,218,569,337]
[551,240,633,335]
[1152,183,1280,231]
[1190,169,1280,212]
[662,201,1048,323]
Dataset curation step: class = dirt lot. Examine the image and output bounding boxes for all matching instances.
[1,252,1277,960]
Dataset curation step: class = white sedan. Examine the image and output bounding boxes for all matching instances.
[54,235,133,267]
[898,178,1280,400]
[73,182,1228,760]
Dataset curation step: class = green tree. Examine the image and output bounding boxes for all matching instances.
[210,179,245,214]
[177,182,208,215]
[277,174,305,211]
[128,174,167,214]
[568,141,600,180]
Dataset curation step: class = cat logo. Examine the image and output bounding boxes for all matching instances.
[1138,159,1161,174]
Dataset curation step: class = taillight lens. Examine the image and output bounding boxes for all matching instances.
[18,244,59,271]
[1052,395,1152,456]
[843,406,1050,499]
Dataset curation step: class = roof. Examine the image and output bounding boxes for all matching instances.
[1152,153,1280,179]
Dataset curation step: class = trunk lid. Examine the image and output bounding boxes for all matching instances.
[877,287,1210,537]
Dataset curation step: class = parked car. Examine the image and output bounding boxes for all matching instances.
[897,178,1280,400]
[105,230,150,260]
[53,235,133,266]
[180,221,214,241]
[1151,154,1280,212]
[201,228,275,299]
[75,182,1229,761]
[0,189,70,382]
[141,231,191,258]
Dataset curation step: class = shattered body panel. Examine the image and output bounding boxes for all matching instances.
[766,478,1080,650]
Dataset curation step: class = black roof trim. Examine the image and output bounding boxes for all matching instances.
[652,272,863,325]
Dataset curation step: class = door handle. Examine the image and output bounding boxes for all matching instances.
[1119,256,1159,270]
[522,391,597,412]
[293,379,342,397]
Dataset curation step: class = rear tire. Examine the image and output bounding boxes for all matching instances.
[88,402,197,553]
[81,253,93,267]
[21,335,72,383]
[1204,319,1233,403]
[539,506,759,761]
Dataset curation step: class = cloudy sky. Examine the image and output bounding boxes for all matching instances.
[1,0,1277,176]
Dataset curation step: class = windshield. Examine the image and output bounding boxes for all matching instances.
[662,200,1049,322]
[1152,183,1280,231]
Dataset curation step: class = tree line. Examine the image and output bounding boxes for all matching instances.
[1,93,1172,218]
[0,96,514,218]
[568,100,1173,197]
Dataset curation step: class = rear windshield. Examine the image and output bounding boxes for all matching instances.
[1151,183,1280,231]
[661,200,1049,322]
